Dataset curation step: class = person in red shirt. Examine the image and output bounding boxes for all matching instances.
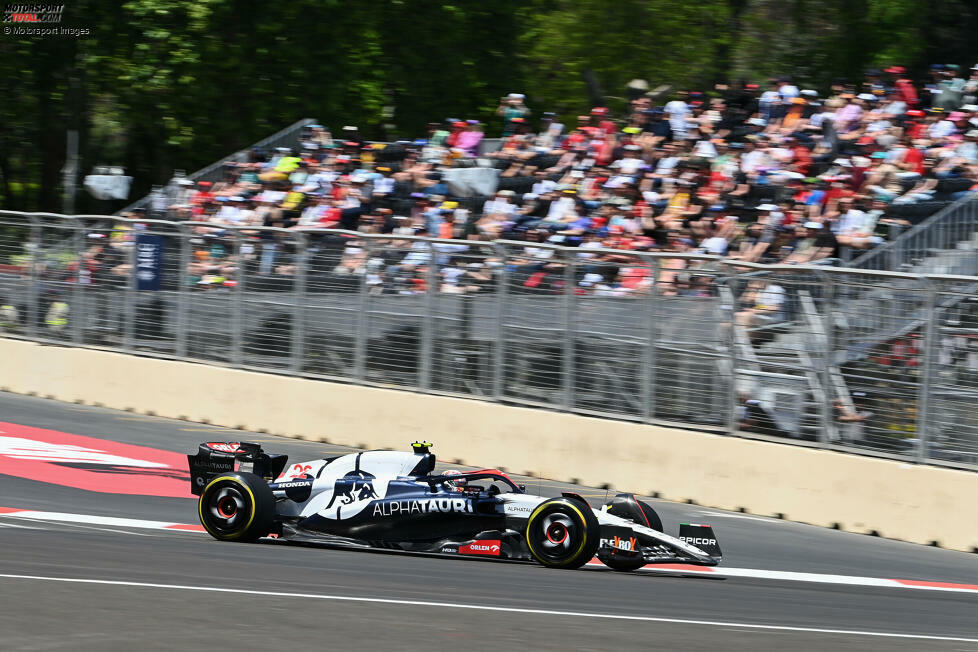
[591,107,617,135]
[562,128,588,150]
[905,109,928,140]
[190,181,214,206]
[886,66,919,108]
[445,121,466,148]
[790,141,813,175]
[900,141,926,174]
[823,178,855,204]
[577,115,602,141]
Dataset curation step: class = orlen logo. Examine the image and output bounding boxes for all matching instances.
[681,537,718,546]
[206,442,243,454]
[459,540,501,556]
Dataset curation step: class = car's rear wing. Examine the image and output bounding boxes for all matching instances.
[187,442,288,496]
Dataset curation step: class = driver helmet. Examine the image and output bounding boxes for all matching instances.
[442,469,467,492]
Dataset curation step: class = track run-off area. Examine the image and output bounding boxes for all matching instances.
[0,392,975,651]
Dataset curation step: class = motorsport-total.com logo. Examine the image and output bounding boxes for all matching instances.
[3,3,90,35]
[3,3,63,22]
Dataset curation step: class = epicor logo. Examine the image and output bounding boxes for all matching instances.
[680,537,718,546]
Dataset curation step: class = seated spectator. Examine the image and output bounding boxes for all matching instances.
[783,222,838,264]
[148,66,978,300]
[735,280,787,328]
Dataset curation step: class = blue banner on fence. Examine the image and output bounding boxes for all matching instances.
[135,234,164,291]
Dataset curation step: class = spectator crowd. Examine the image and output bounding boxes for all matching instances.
[120,65,978,298]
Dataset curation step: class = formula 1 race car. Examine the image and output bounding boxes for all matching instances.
[188,441,722,571]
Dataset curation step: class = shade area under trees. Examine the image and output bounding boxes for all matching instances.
[2,0,978,213]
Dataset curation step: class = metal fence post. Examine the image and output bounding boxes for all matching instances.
[291,233,307,376]
[563,250,575,411]
[641,257,659,422]
[67,216,85,345]
[353,239,370,382]
[174,224,191,358]
[418,242,436,391]
[491,244,508,401]
[231,228,245,367]
[122,219,138,352]
[25,214,41,340]
[915,280,938,464]
[720,278,740,436]
[818,272,835,445]
[889,224,903,271]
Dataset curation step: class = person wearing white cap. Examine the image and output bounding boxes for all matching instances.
[579,272,604,288]
[215,195,243,225]
[832,196,882,249]
[735,278,787,328]
[497,93,530,137]
[956,129,978,162]
[965,66,978,106]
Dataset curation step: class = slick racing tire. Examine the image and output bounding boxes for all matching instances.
[199,472,275,542]
[525,498,600,569]
[601,556,648,573]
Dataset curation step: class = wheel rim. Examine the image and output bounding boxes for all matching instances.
[531,510,582,562]
[544,517,570,545]
[203,483,250,534]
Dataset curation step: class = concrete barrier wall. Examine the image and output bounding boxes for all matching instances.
[3,337,976,551]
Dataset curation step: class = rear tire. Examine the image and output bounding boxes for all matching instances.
[525,498,600,569]
[198,472,275,542]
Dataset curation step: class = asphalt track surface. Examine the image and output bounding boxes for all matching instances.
[0,392,976,651]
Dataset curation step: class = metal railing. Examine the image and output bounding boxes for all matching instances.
[115,118,319,216]
[849,193,978,272]
[2,210,977,470]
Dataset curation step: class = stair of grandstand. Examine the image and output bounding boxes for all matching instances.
[115,118,317,216]
[908,231,978,276]
[849,194,978,272]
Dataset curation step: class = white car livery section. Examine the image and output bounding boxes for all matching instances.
[297,451,426,520]
[497,493,714,562]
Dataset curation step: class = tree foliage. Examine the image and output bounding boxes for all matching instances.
[1,0,977,212]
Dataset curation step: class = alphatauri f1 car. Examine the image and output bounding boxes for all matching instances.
[188,442,722,570]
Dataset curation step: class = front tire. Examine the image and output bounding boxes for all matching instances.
[601,556,648,572]
[198,472,275,542]
[525,498,600,569]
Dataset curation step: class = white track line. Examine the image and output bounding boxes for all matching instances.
[0,508,203,533]
[7,516,158,537]
[3,507,977,595]
[630,565,978,594]
[0,573,973,643]
[0,521,41,530]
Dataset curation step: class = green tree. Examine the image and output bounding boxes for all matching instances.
[518,0,732,117]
